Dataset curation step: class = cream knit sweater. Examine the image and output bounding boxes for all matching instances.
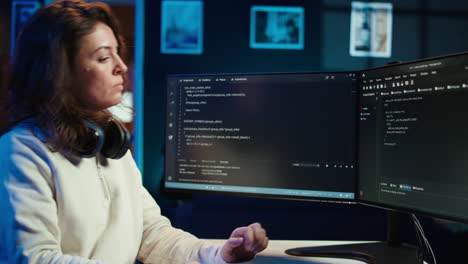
[0,122,226,264]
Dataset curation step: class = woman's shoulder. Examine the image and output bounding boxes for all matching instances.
[0,121,49,156]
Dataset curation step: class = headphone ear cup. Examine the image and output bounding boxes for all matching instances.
[79,120,105,158]
[101,120,132,159]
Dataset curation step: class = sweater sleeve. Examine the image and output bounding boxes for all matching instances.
[0,130,105,264]
[136,187,228,264]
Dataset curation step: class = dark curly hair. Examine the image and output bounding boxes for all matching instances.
[3,0,128,154]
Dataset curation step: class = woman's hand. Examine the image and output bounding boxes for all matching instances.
[220,222,269,262]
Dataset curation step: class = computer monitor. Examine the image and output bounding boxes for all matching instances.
[163,51,468,264]
[358,51,468,224]
[164,72,357,202]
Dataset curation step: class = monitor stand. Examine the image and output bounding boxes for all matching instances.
[285,211,423,264]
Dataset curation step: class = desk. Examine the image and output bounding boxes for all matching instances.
[208,240,373,263]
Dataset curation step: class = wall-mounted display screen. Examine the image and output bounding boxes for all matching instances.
[160,1,203,55]
[250,6,304,50]
[11,1,41,56]
[349,1,393,58]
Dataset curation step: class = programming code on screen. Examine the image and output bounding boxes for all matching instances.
[164,73,357,200]
[358,53,468,220]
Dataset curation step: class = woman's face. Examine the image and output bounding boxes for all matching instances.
[73,22,128,110]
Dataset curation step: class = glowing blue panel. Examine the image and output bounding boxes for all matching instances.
[349,1,393,58]
[250,6,304,50]
[11,1,41,57]
[135,0,145,172]
[161,1,203,55]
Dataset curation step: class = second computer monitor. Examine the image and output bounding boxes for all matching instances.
[358,51,468,223]
[165,72,357,201]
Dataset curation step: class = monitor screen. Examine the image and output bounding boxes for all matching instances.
[164,72,357,201]
[358,51,468,223]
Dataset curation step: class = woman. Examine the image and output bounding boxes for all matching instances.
[0,1,268,263]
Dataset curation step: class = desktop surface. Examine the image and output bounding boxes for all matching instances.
[207,239,374,264]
